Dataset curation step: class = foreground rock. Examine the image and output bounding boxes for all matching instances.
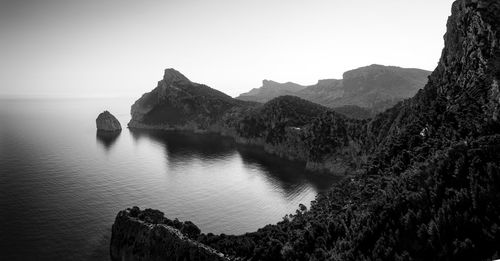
[96,111,121,132]
[110,207,228,261]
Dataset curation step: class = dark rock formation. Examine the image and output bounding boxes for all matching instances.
[235,65,431,113]
[112,0,500,260]
[96,111,121,132]
[110,207,228,261]
[128,68,251,132]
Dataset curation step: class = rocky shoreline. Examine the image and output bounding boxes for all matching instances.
[110,208,229,261]
[127,121,358,175]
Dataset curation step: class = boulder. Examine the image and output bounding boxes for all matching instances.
[96,111,122,132]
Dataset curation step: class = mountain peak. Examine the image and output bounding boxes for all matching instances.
[262,79,278,86]
[163,68,191,84]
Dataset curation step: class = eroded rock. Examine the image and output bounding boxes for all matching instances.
[96,111,121,132]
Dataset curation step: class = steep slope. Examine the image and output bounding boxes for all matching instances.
[128,68,253,131]
[331,105,373,119]
[200,0,500,259]
[294,79,344,108]
[331,64,430,111]
[222,95,368,173]
[112,0,500,260]
[236,80,307,103]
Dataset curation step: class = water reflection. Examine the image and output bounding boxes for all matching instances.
[96,130,121,150]
[129,129,340,196]
[236,146,340,192]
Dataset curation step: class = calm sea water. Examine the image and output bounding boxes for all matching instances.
[0,97,339,261]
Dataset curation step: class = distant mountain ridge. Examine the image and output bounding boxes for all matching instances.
[236,64,431,112]
[237,80,307,103]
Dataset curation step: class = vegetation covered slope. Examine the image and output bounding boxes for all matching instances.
[128,68,254,130]
[230,96,368,173]
[196,1,500,260]
[115,1,500,260]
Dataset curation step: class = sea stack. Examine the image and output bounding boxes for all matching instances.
[96,111,122,132]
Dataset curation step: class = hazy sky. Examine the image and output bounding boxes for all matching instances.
[0,0,454,98]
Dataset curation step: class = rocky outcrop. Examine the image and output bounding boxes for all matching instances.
[110,207,229,261]
[96,111,121,132]
[128,68,250,131]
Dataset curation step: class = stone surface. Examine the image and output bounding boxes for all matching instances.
[96,111,121,132]
[110,208,228,261]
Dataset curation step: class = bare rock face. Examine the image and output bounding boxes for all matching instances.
[96,111,121,132]
[110,207,228,261]
[128,68,248,131]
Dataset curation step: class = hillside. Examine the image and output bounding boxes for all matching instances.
[128,68,254,131]
[112,0,500,260]
[200,0,500,259]
[235,65,431,113]
[236,80,307,103]
[128,69,365,173]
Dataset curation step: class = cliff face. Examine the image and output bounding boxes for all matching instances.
[113,1,500,260]
[110,208,228,261]
[367,0,500,169]
[335,65,431,111]
[129,68,249,131]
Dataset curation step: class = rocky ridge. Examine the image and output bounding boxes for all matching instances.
[128,68,249,132]
[236,64,431,113]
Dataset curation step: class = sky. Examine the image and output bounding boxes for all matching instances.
[0,0,455,98]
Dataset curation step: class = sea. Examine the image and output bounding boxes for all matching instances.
[0,97,339,260]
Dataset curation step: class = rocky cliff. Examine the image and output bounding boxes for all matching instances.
[110,207,228,261]
[113,0,500,260]
[129,68,250,132]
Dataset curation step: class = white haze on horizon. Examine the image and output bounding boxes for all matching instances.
[0,0,455,98]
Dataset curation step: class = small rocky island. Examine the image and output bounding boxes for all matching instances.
[96,111,122,132]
